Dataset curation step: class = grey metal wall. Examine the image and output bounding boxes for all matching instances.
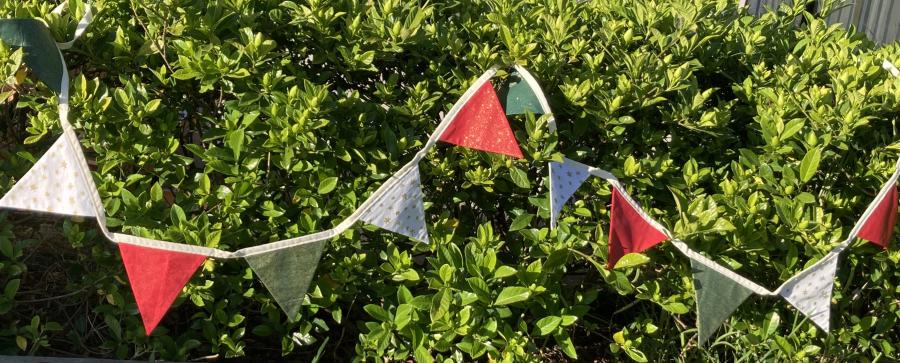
[746,0,900,44]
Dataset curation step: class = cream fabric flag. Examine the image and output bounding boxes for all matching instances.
[778,252,839,331]
[0,136,96,217]
[359,165,429,243]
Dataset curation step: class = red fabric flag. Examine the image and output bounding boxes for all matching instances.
[608,187,668,268]
[857,186,898,249]
[439,81,524,158]
[118,243,206,334]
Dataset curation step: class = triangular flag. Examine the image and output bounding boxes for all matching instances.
[244,240,325,319]
[501,72,543,115]
[0,19,64,93]
[778,253,839,331]
[118,243,206,335]
[856,186,898,248]
[607,187,668,268]
[690,258,754,345]
[359,165,430,243]
[439,80,524,158]
[549,158,591,229]
[0,136,96,217]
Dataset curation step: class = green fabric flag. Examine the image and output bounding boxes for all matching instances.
[245,240,325,320]
[501,72,543,115]
[0,19,64,93]
[691,258,753,345]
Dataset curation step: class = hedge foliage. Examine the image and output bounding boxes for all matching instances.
[1,0,900,361]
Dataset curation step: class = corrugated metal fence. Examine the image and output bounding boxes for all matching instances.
[746,0,900,44]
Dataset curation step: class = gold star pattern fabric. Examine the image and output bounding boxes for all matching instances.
[359,165,429,243]
[0,136,96,217]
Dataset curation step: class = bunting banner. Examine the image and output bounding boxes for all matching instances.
[777,252,840,331]
[691,257,754,345]
[2,4,900,339]
[244,240,325,319]
[358,165,429,243]
[607,185,669,268]
[0,136,96,217]
[438,80,524,158]
[118,243,206,334]
[856,185,897,248]
[549,158,592,229]
[0,18,64,92]
[884,60,900,78]
[501,71,544,115]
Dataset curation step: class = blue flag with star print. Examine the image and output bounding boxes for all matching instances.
[550,158,592,228]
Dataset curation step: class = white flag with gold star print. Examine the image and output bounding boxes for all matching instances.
[0,136,97,217]
[359,165,429,243]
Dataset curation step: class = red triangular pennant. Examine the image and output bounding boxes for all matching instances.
[118,243,206,334]
[608,187,668,268]
[857,186,898,249]
[439,80,524,158]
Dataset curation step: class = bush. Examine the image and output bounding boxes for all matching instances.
[1,0,900,361]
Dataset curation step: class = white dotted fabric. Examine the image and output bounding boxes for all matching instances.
[358,165,429,244]
[0,136,96,217]
[549,158,591,228]
[778,252,839,331]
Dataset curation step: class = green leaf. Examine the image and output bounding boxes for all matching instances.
[493,286,530,306]
[535,316,561,336]
[661,302,690,314]
[4,279,20,298]
[509,166,531,189]
[15,336,26,351]
[554,332,578,359]
[318,177,338,194]
[226,129,245,160]
[799,148,821,183]
[170,204,187,225]
[414,346,433,363]
[763,311,780,338]
[493,265,517,279]
[172,69,199,80]
[430,289,451,321]
[0,237,13,258]
[781,119,805,141]
[795,192,816,204]
[509,213,533,231]
[613,253,651,269]
[150,182,163,202]
[364,304,390,322]
[395,304,413,330]
[145,99,162,114]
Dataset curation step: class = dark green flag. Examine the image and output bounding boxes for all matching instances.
[245,240,325,320]
[0,19,64,93]
[691,258,753,345]
[501,72,543,115]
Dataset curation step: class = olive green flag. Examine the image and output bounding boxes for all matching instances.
[0,19,64,93]
[244,240,325,320]
[691,258,753,345]
[501,72,543,115]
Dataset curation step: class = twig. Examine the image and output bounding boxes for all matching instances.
[333,296,356,361]
[128,1,174,73]
[17,275,108,303]
[612,300,640,315]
